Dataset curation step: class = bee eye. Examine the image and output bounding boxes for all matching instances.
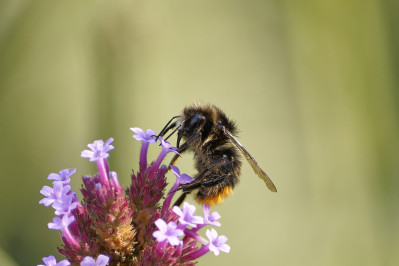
[190,115,199,126]
[188,114,202,131]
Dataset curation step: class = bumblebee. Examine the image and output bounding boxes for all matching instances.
[158,103,277,206]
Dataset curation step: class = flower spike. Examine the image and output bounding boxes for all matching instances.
[40,127,230,265]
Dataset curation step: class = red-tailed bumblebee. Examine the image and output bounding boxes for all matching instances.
[157,103,277,206]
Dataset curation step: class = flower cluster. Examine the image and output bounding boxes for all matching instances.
[39,127,230,265]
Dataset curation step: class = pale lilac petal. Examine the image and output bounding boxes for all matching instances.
[48,168,76,184]
[95,255,110,266]
[80,150,94,159]
[206,228,218,241]
[131,127,157,143]
[47,173,60,181]
[48,217,63,230]
[80,257,96,266]
[172,206,184,217]
[131,127,144,135]
[53,194,78,216]
[179,173,194,184]
[39,182,71,207]
[154,218,167,232]
[209,244,220,256]
[81,139,114,162]
[206,228,230,256]
[58,261,71,266]
[104,137,114,147]
[39,255,70,266]
[168,236,181,246]
[203,204,221,227]
[170,165,194,185]
[48,215,74,231]
[218,242,230,253]
[40,255,56,266]
[173,202,204,227]
[40,186,53,197]
[153,219,184,246]
[160,138,179,154]
[81,254,109,266]
[153,231,167,242]
[39,198,54,207]
[52,181,63,195]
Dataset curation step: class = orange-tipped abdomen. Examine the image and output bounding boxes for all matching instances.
[196,186,233,206]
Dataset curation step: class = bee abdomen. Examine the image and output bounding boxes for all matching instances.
[196,185,234,206]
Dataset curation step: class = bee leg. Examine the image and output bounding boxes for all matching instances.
[200,175,229,187]
[168,178,202,194]
[181,181,202,192]
[169,153,181,166]
[173,192,191,207]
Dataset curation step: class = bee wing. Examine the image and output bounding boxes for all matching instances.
[224,129,277,192]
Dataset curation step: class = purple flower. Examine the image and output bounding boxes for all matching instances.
[131,128,157,171]
[203,204,221,227]
[160,138,179,154]
[48,214,75,231]
[206,229,230,256]
[130,127,157,143]
[151,138,179,177]
[47,168,76,184]
[80,255,109,266]
[152,219,184,246]
[38,255,70,266]
[170,165,194,185]
[48,214,80,250]
[81,138,114,186]
[39,181,71,207]
[52,194,78,216]
[161,166,194,214]
[81,138,114,162]
[173,202,204,227]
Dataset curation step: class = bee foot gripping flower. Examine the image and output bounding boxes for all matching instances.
[39,127,230,265]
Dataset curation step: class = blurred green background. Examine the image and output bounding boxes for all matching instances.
[1,0,398,265]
